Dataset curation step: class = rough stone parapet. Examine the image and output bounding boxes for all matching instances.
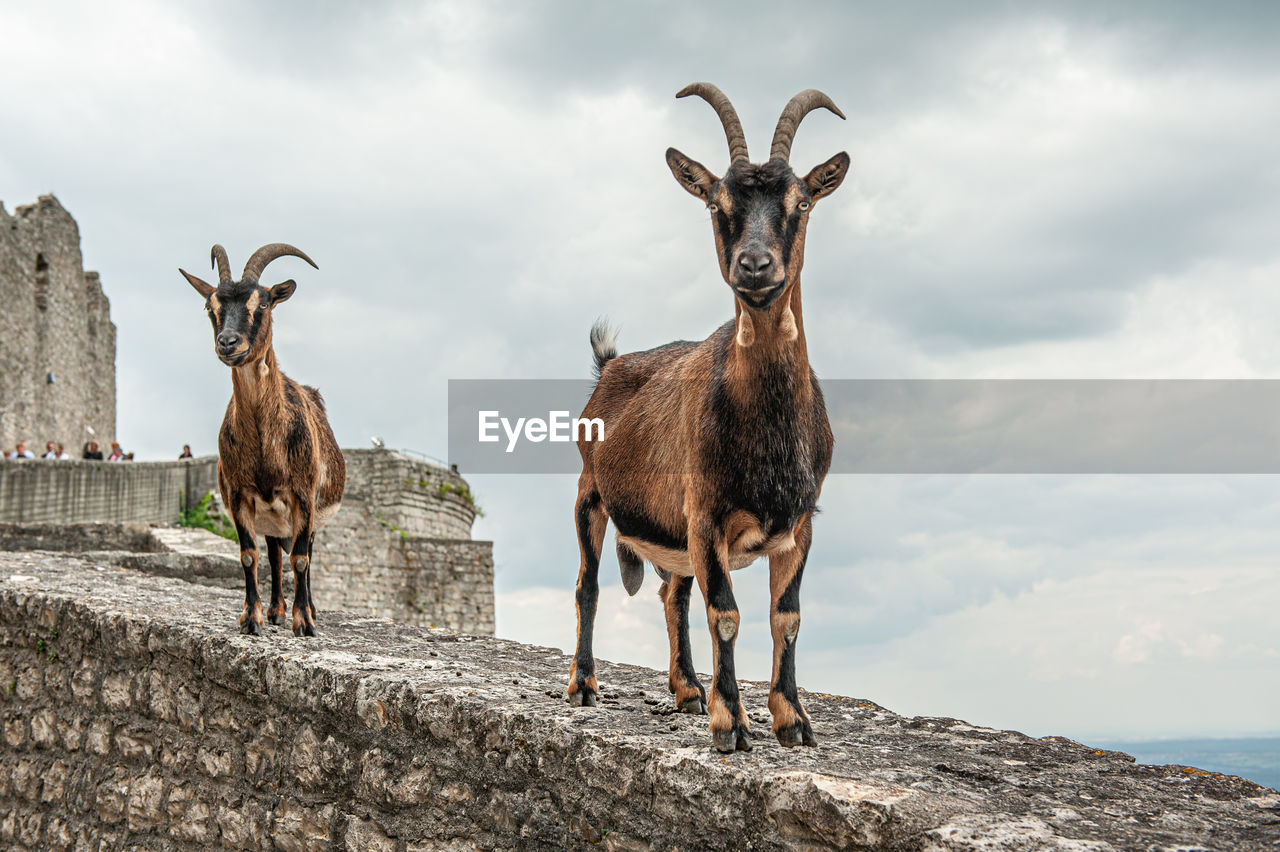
[0,457,218,525]
[0,553,1275,850]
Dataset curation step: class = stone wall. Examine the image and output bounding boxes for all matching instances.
[0,449,494,635]
[317,450,493,634]
[0,553,1275,851]
[0,196,115,454]
[0,458,216,525]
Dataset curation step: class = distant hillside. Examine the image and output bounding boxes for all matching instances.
[1095,737,1280,791]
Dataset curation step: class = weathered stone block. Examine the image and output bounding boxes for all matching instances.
[12,758,43,801]
[4,714,25,747]
[30,708,57,747]
[217,799,270,851]
[85,718,111,756]
[100,671,131,711]
[114,728,153,762]
[16,664,42,701]
[198,743,237,779]
[42,814,74,851]
[272,798,334,852]
[344,815,396,852]
[57,714,84,751]
[15,811,43,847]
[125,773,165,832]
[40,759,71,805]
[95,776,127,825]
[167,785,214,843]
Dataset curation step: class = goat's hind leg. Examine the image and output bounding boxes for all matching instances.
[767,515,817,747]
[658,568,706,714]
[266,536,288,625]
[567,484,607,706]
[307,532,318,624]
[289,500,317,637]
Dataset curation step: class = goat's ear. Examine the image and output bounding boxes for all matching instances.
[803,152,850,202]
[269,280,296,306]
[666,148,718,201]
[179,269,215,299]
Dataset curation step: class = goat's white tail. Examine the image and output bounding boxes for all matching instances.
[590,318,619,380]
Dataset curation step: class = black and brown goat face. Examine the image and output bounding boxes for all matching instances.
[200,281,294,366]
[179,243,316,367]
[666,84,850,311]
[667,152,849,309]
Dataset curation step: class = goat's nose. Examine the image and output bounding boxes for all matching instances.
[738,252,773,276]
[217,331,240,349]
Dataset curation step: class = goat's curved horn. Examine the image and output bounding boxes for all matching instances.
[210,244,232,284]
[676,82,749,163]
[770,89,845,162]
[240,243,318,283]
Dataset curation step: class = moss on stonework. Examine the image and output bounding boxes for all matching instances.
[437,481,483,517]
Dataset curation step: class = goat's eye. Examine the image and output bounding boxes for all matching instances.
[707,203,718,213]
[798,200,811,212]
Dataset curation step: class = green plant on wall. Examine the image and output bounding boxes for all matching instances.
[373,511,410,540]
[437,481,484,517]
[180,491,237,541]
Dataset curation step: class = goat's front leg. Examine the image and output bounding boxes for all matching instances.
[658,569,706,714]
[768,514,817,747]
[690,516,750,752]
[230,497,263,636]
[265,536,288,625]
[567,485,607,706]
[289,498,316,637]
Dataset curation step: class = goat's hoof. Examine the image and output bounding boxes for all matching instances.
[267,614,284,626]
[711,725,752,753]
[776,724,803,747]
[239,620,261,636]
[677,696,707,715]
[293,623,316,638]
[567,688,597,707]
[776,721,818,748]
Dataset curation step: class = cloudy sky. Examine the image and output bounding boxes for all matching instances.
[3,0,1279,742]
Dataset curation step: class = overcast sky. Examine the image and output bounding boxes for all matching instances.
[2,0,1279,742]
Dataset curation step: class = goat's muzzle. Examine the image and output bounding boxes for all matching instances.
[216,331,248,365]
[732,250,785,308]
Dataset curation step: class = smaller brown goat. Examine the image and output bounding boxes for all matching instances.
[181,243,345,636]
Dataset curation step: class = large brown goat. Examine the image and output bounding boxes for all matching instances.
[181,243,345,637]
[567,85,849,753]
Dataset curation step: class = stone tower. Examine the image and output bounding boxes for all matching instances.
[0,196,115,454]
